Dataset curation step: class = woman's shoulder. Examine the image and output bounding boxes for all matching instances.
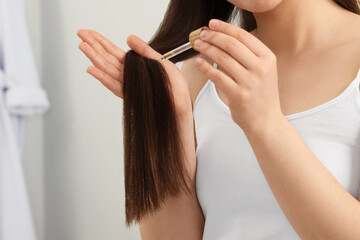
[349,13,360,42]
[331,13,360,91]
[344,12,360,45]
[181,54,214,109]
[334,13,360,72]
[347,14,360,68]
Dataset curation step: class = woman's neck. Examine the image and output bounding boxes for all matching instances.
[252,0,355,57]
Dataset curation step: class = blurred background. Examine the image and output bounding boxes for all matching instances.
[19,0,177,239]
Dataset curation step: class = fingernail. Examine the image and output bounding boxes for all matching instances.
[196,58,204,66]
[194,39,203,48]
[200,30,209,39]
[210,19,220,28]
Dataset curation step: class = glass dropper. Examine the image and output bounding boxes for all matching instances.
[161,26,209,61]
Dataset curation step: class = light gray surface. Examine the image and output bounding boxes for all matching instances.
[24,0,45,239]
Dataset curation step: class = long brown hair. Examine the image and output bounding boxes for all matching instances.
[123,51,191,225]
[123,0,360,226]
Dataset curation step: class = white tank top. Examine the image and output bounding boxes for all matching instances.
[193,63,360,239]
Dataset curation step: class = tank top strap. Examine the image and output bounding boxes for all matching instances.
[356,68,360,91]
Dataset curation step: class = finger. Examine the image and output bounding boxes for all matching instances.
[194,57,238,99]
[126,35,165,63]
[83,29,126,64]
[87,66,123,98]
[77,29,122,70]
[208,19,272,57]
[193,39,247,85]
[79,41,123,82]
[199,30,258,70]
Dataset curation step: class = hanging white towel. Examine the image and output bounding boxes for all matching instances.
[0,0,50,239]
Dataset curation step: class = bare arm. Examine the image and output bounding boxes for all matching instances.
[244,118,360,239]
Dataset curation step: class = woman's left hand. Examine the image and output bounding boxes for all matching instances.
[193,19,285,133]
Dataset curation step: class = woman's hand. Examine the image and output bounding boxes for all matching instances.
[192,19,285,133]
[77,30,193,119]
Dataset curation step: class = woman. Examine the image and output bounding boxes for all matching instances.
[78,0,360,239]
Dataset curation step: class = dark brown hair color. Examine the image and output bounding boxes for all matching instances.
[123,50,191,225]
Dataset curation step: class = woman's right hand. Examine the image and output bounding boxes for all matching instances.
[77,29,193,119]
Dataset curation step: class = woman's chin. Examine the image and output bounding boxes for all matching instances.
[227,0,283,13]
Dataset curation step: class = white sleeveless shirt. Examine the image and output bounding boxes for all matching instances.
[193,63,360,239]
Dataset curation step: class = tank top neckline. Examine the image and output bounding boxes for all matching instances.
[208,63,360,121]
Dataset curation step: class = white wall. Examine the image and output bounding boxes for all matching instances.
[24,0,172,239]
[24,0,44,239]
